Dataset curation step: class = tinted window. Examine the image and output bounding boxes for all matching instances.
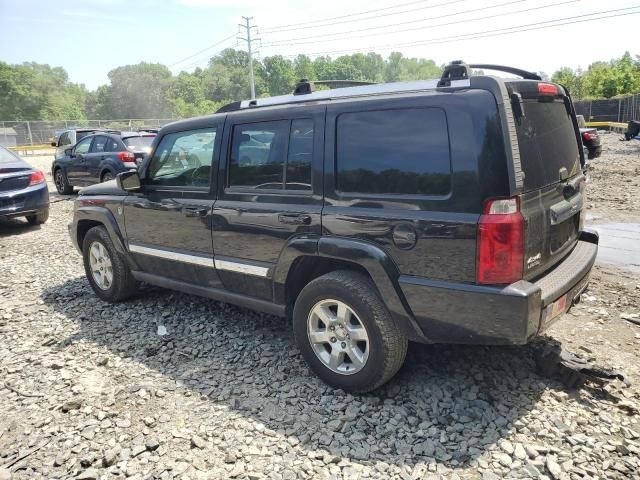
[147,128,216,188]
[124,136,154,151]
[74,137,92,155]
[229,121,288,189]
[59,132,70,146]
[336,108,451,196]
[229,119,313,190]
[286,119,313,190]
[515,101,581,191]
[105,138,122,152]
[91,136,108,153]
[76,131,93,142]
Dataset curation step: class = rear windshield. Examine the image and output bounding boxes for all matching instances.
[0,145,19,164]
[515,101,581,191]
[123,136,154,150]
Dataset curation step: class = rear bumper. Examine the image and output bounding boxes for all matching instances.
[0,183,50,218]
[400,231,599,345]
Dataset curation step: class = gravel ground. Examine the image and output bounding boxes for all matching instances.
[1,135,639,479]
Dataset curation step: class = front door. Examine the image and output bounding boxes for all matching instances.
[66,136,93,184]
[212,108,324,301]
[123,124,222,288]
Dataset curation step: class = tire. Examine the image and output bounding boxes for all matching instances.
[293,270,408,393]
[54,168,73,194]
[101,171,114,182]
[82,225,138,302]
[26,209,49,225]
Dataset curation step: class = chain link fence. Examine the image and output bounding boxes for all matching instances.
[0,119,178,147]
[574,93,640,123]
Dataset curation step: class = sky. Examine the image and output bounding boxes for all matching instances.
[1,0,639,90]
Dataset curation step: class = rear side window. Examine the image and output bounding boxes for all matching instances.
[336,108,451,196]
[229,119,313,191]
[105,138,122,152]
[91,136,108,153]
[515,101,581,191]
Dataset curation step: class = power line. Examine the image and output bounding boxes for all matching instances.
[169,33,237,68]
[262,0,432,31]
[263,0,564,47]
[262,0,469,33]
[275,6,640,58]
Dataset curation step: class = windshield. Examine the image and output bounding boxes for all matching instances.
[124,136,154,151]
[0,145,20,164]
[515,101,581,191]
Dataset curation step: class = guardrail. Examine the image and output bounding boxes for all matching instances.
[8,144,55,156]
[586,121,628,132]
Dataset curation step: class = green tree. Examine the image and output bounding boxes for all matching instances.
[262,55,296,95]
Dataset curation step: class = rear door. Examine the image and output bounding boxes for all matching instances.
[84,135,108,183]
[211,107,324,301]
[507,81,584,279]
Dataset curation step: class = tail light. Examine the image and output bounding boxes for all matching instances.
[28,170,46,186]
[117,151,135,162]
[582,131,597,141]
[476,197,524,285]
[538,83,558,96]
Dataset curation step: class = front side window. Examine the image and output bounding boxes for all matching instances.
[74,137,92,155]
[229,119,313,190]
[147,128,216,188]
[59,132,70,146]
[336,108,451,196]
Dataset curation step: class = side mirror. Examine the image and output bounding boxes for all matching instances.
[64,148,73,156]
[116,170,141,192]
[51,141,57,147]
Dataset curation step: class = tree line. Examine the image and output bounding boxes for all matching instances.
[1,50,639,121]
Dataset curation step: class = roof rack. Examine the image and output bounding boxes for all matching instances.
[215,60,541,113]
[293,79,376,95]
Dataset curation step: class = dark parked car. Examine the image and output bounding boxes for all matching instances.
[69,62,598,392]
[52,132,155,194]
[0,144,49,224]
[52,128,121,160]
[576,115,602,159]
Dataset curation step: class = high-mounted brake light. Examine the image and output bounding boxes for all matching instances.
[537,83,558,96]
[117,151,136,162]
[28,170,46,186]
[476,197,524,285]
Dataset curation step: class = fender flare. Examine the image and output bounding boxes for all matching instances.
[273,235,424,340]
[74,205,139,270]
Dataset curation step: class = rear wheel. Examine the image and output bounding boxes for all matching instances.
[26,209,49,225]
[293,270,408,393]
[101,171,114,182]
[82,226,137,302]
[54,168,73,194]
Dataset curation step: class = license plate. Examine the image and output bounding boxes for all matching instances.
[544,294,568,323]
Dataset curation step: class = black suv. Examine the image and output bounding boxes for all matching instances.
[69,62,598,392]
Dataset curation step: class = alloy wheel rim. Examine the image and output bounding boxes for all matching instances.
[307,299,369,375]
[89,241,113,290]
[55,172,64,191]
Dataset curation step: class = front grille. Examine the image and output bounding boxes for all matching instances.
[0,174,30,193]
[550,216,579,254]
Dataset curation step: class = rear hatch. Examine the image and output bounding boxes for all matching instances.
[507,81,584,280]
[0,149,31,193]
[123,135,155,163]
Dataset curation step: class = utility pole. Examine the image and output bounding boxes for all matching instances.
[238,16,260,99]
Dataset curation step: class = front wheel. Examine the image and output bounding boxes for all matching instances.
[82,226,137,302]
[293,270,408,393]
[54,168,73,194]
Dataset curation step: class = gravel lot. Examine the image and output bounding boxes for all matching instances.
[1,134,639,479]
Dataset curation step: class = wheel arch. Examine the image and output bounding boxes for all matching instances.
[274,236,423,340]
